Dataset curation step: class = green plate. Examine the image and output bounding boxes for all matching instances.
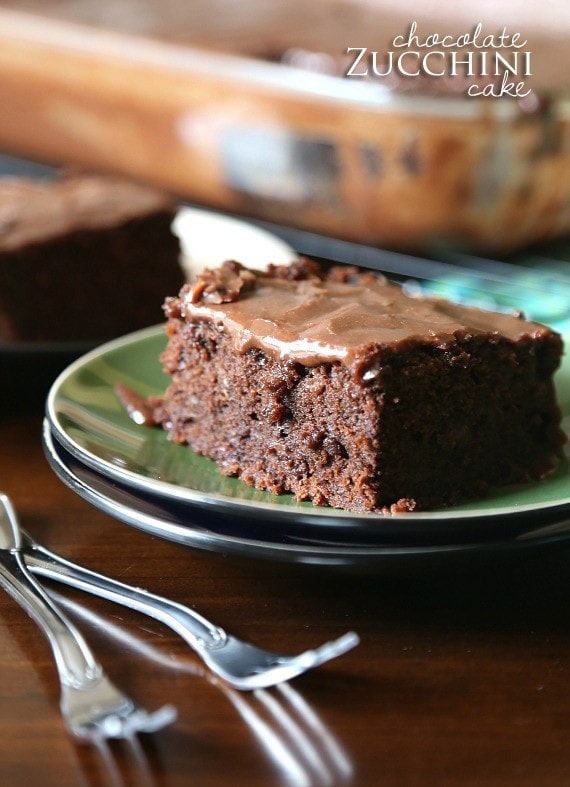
[46,325,570,539]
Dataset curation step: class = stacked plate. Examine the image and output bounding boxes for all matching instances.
[43,324,570,567]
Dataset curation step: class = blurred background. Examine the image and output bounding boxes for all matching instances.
[1,0,570,344]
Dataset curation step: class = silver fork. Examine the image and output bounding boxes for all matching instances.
[0,492,176,741]
[19,523,359,690]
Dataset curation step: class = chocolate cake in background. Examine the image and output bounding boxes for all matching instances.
[152,259,565,513]
[0,170,183,343]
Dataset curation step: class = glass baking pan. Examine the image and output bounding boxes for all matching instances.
[0,4,569,254]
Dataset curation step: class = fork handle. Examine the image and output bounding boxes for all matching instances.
[0,550,102,689]
[25,542,225,649]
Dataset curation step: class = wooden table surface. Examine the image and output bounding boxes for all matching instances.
[0,4,569,784]
[0,380,569,787]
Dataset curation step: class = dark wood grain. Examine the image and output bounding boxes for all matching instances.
[1,389,570,786]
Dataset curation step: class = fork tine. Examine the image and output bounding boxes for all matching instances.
[81,705,177,741]
[123,705,178,736]
[292,631,361,670]
[62,675,176,740]
[195,630,360,690]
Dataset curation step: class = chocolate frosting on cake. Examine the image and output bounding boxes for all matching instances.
[170,261,552,367]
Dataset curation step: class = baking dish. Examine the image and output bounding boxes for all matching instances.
[0,8,569,253]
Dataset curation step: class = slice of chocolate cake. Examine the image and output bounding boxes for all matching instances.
[152,259,565,513]
[0,172,183,343]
